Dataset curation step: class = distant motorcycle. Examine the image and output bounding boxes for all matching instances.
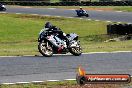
[38,28,82,57]
[75,10,89,17]
[0,4,6,11]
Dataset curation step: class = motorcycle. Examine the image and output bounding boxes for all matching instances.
[0,4,6,11]
[38,28,82,57]
[75,10,89,17]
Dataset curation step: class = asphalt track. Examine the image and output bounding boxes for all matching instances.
[5,6,132,23]
[1,6,132,83]
[0,52,132,83]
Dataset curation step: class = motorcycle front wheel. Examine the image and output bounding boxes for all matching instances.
[86,14,89,17]
[38,41,53,57]
[69,41,82,56]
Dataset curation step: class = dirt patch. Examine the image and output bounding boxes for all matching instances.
[83,8,113,11]
[59,7,113,11]
[53,84,121,88]
[8,5,32,8]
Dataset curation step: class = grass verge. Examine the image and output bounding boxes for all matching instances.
[10,6,132,12]
[0,13,132,56]
[0,80,131,88]
[49,6,132,12]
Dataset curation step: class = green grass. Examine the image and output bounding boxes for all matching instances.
[113,6,132,12]
[12,6,132,12]
[0,13,132,56]
[50,0,60,3]
[0,80,131,88]
[0,81,76,88]
[64,6,132,12]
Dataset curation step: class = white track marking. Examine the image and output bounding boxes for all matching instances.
[64,79,76,81]
[117,22,121,24]
[87,19,91,21]
[47,8,56,9]
[16,82,30,84]
[15,13,21,14]
[31,14,38,15]
[70,9,75,10]
[1,83,16,85]
[55,16,61,17]
[0,56,21,57]
[23,55,34,56]
[44,15,51,16]
[66,17,74,18]
[24,7,32,9]
[116,11,123,13]
[112,51,132,53]
[83,52,109,54]
[0,12,127,24]
[95,20,100,21]
[83,51,132,54]
[106,21,112,23]
[0,12,7,13]
[1,76,132,85]
[32,81,44,83]
[47,80,60,82]
[0,51,132,57]
[127,23,132,24]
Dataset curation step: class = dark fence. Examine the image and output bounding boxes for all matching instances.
[1,1,132,6]
[0,1,50,6]
[107,24,132,35]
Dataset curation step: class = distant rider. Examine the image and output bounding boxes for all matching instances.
[79,7,86,14]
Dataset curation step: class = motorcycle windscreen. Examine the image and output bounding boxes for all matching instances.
[68,33,78,41]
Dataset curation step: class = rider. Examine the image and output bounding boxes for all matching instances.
[79,7,86,14]
[44,22,69,48]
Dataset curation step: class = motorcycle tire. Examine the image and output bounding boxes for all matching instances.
[2,8,6,11]
[78,15,81,17]
[77,14,81,17]
[69,42,82,56]
[38,41,53,57]
[86,14,89,17]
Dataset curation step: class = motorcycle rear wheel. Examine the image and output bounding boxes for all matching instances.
[77,13,81,17]
[2,8,6,11]
[38,41,53,57]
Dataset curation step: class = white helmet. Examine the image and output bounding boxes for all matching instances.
[80,7,82,9]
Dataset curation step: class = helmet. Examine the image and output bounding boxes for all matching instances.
[45,22,52,28]
[80,7,82,9]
